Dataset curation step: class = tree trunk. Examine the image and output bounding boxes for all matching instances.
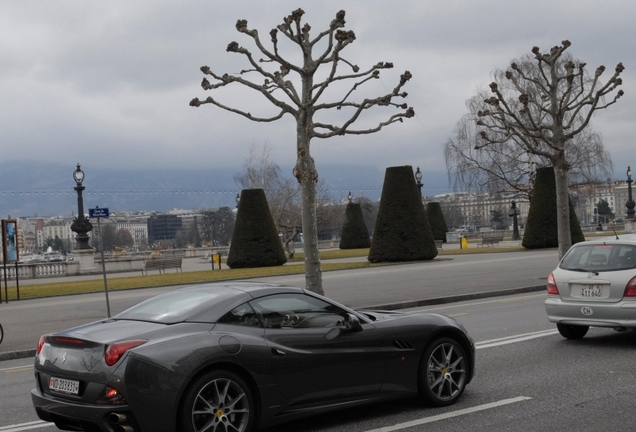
[295,109,323,295]
[554,157,572,258]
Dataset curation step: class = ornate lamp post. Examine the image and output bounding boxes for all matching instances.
[415,166,423,198]
[235,192,241,209]
[509,201,520,241]
[347,191,353,203]
[70,163,93,249]
[627,166,635,220]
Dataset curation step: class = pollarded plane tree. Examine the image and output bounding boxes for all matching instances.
[472,41,623,258]
[190,9,413,294]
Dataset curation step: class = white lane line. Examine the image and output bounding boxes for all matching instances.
[0,421,56,431]
[364,396,531,432]
[476,329,559,349]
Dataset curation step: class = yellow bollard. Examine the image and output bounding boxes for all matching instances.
[212,253,222,270]
[460,236,468,250]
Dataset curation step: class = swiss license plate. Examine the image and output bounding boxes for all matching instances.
[49,377,80,395]
[580,284,604,298]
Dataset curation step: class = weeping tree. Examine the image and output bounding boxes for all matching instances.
[444,109,614,199]
[190,9,413,294]
[470,41,624,258]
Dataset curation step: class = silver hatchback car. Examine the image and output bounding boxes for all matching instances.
[545,234,636,339]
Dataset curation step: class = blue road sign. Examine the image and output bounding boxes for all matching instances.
[89,207,110,218]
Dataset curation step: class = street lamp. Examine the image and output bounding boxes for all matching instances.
[235,192,240,209]
[509,201,520,241]
[70,163,93,249]
[415,166,423,198]
[627,166,635,220]
[347,191,353,203]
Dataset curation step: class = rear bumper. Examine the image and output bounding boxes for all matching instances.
[545,297,636,328]
[32,388,135,432]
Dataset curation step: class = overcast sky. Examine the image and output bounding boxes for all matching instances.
[1,0,634,190]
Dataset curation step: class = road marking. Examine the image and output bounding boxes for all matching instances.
[476,329,559,349]
[1,365,33,373]
[364,396,531,432]
[0,421,55,431]
[447,312,468,317]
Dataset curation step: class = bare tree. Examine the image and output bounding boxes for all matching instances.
[235,144,341,258]
[471,41,624,257]
[191,9,413,294]
[444,107,614,199]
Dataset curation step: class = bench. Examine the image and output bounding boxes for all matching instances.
[477,236,504,247]
[435,239,443,249]
[142,257,183,275]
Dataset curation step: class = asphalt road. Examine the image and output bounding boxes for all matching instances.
[4,291,636,431]
[0,250,558,356]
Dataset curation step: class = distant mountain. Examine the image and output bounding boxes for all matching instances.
[0,162,450,218]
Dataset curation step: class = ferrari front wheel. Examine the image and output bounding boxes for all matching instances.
[419,337,467,407]
[180,370,255,432]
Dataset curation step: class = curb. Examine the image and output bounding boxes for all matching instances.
[362,284,546,311]
[0,284,546,362]
[0,349,36,362]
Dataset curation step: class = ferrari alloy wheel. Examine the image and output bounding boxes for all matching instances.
[181,370,255,432]
[419,337,467,407]
[557,323,589,339]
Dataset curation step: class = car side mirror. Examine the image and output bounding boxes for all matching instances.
[344,313,362,332]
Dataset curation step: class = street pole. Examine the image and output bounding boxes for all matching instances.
[627,166,635,220]
[509,201,520,241]
[96,216,111,318]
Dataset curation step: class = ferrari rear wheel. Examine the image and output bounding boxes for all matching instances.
[180,370,255,432]
[419,337,467,407]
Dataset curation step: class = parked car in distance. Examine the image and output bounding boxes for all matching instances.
[32,282,475,432]
[545,234,636,339]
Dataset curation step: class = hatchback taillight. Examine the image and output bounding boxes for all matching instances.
[104,340,147,366]
[547,273,559,295]
[624,276,636,297]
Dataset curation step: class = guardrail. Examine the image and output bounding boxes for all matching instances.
[2,262,76,280]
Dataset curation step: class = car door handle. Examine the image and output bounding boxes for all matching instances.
[271,348,286,357]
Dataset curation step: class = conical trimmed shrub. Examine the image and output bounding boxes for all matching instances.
[368,166,438,262]
[522,167,585,249]
[426,202,449,242]
[227,189,287,268]
[340,202,370,249]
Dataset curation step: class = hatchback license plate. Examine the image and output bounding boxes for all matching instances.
[580,284,605,298]
[49,377,80,395]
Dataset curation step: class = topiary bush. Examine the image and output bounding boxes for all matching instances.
[340,202,371,249]
[522,167,585,249]
[426,202,449,242]
[227,189,287,268]
[368,166,437,262]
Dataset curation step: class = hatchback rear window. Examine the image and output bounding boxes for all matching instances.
[560,244,636,272]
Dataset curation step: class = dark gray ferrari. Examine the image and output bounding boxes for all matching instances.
[32,282,475,432]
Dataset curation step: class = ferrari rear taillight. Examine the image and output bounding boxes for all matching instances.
[547,273,559,295]
[624,276,636,297]
[104,340,147,366]
[36,335,48,355]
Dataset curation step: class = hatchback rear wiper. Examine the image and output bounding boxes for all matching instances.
[565,267,599,275]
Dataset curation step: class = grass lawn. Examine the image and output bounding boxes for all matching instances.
[3,245,530,300]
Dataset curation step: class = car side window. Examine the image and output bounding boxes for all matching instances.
[250,293,348,329]
[218,303,262,327]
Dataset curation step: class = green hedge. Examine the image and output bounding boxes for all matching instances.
[426,202,449,242]
[340,202,371,249]
[522,167,585,249]
[227,189,287,268]
[368,166,437,262]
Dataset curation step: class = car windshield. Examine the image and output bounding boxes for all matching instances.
[115,290,222,323]
[560,243,636,272]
